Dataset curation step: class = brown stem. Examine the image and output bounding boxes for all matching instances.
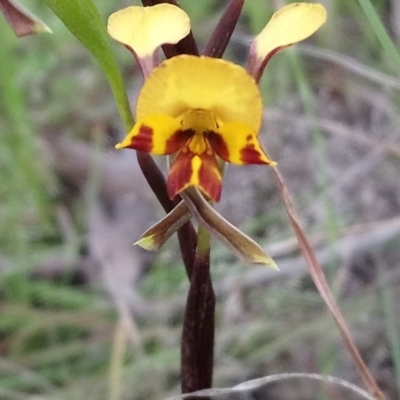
[181,240,215,395]
[177,223,197,279]
[203,0,244,58]
[136,151,172,212]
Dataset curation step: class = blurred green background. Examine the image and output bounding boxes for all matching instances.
[1,0,400,399]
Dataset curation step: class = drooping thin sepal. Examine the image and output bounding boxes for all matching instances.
[182,188,279,269]
[135,201,191,251]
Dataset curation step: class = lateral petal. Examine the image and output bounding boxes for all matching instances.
[115,115,188,155]
[107,4,191,59]
[210,122,276,165]
[168,151,222,202]
[248,3,326,81]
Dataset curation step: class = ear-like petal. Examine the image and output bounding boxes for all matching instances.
[108,4,190,75]
[247,3,327,82]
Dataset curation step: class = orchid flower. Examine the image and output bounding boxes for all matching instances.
[108,2,326,203]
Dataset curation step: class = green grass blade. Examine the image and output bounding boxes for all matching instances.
[357,0,400,74]
[379,277,400,392]
[43,0,134,130]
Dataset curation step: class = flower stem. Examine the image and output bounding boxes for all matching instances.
[195,224,211,258]
[181,225,215,395]
[203,0,244,58]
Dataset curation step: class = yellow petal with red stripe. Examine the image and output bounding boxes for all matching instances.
[108,4,190,58]
[209,121,276,165]
[168,151,222,202]
[115,115,189,155]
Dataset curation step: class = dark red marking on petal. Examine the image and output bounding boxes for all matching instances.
[167,151,194,200]
[131,124,154,152]
[198,153,222,202]
[167,149,222,202]
[165,129,194,154]
[246,134,252,141]
[240,143,268,164]
[207,131,229,161]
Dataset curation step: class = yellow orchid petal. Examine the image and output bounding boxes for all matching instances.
[255,3,326,59]
[107,4,191,58]
[136,55,262,132]
[209,122,276,166]
[168,151,222,201]
[248,3,327,81]
[115,114,186,155]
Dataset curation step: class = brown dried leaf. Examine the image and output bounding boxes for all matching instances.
[0,0,51,37]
